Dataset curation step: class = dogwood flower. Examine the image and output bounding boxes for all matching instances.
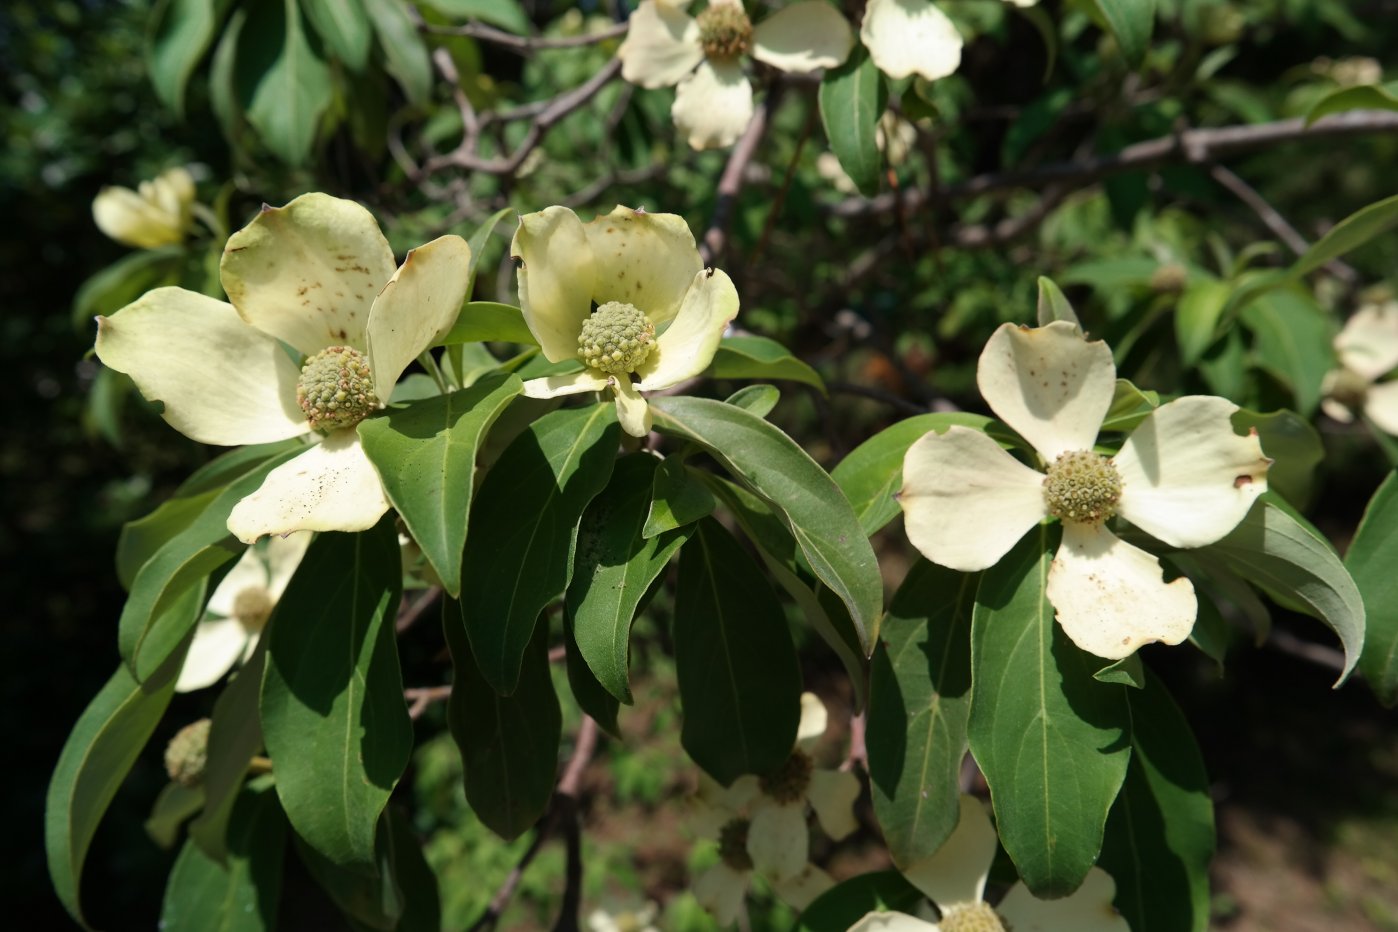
[691,814,833,925]
[175,532,311,692]
[92,166,197,249]
[587,902,660,932]
[1320,299,1398,435]
[849,795,1129,932]
[898,321,1271,659]
[618,0,853,149]
[95,193,470,542]
[511,205,739,437]
[860,0,1036,83]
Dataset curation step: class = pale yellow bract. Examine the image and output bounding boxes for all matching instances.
[1321,299,1398,435]
[92,166,196,249]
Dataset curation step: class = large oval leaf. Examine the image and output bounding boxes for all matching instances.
[708,334,825,392]
[237,0,333,166]
[818,43,885,197]
[188,639,268,862]
[967,526,1132,897]
[147,0,229,114]
[650,396,882,650]
[260,518,411,872]
[1344,471,1398,705]
[674,518,801,785]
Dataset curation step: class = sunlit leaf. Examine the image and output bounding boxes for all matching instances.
[1344,471,1398,705]
[818,43,885,197]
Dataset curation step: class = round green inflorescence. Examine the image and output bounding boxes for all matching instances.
[940,902,1012,932]
[697,2,753,60]
[759,749,814,805]
[577,301,656,375]
[1043,449,1123,525]
[717,818,754,871]
[164,718,212,788]
[297,345,377,432]
[232,585,275,631]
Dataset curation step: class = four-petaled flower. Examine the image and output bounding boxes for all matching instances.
[92,166,197,249]
[619,0,854,149]
[95,193,471,543]
[849,794,1130,932]
[175,532,311,692]
[512,204,739,437]
[1321,298,1398,436]
[898,321,1271,659]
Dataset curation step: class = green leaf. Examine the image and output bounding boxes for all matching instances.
[651,396,883,650]
[1094,653,1145,688]
[818,43,886,197]
[46,648,186,929]
[643,454,717,539]
[238,0,334,166]
[385,806,442,932]
[148,0,228,114]
[301,0,372,70]
[564,613,620,737]
[1293,192,1398,279]
[445,603,561,840]
[160,783,286,932]
[362,0,432,104]
[674,519,802,784]
[708,334,825,392]
[967,526,1131,897]
[1093,0,1155,67]
[118,448,298,681]
[72,248,182,329]
[261,519,411,872]
[1199,498,1364,684]
[568,454,692,703]
[1099,378,1160,433]
[1240,289,1334,416]
[795,871,925,932]
[464,207,517,299]
[1344,471,1398,705]
[1036,276,1081,327]
[1174,277,1230,366]
[1306,82,1398,126]
[419,0,532,34]
[209,8,246,139]
[294,816,402,930]
[437,301,538,346]
[145,781,205,849]
[1231,408,1324,510]
[460,403,619,694]
[867,561,975,866]
[723,383,781,418]
[831,412,994,535]
[1099,670,1214,932]
[359,373,524,597]
[189,640,268,862]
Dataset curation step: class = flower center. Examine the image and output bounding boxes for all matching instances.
[232,586,275,632]
[164,718,212,788]
[758,749,814,804]
[297,346,377,432]
[577,301,656,375]
[940,902,1011,932]
[717,817,754,871]
[1043,450,1122,525]
[697,2,753,60]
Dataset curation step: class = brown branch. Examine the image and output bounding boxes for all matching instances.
[828,110,1398,218]
[1266,628,1346,675]
[404,684,451,720]
[423,20,629,53]
[552,717,598,932]
[396,585,442,635]
[700,88,779,264]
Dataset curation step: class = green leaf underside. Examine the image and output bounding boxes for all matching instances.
[118,446,299,682]
[359,373,524,597]
[1344,471,1398,704]
[795,870,925,932]
[651,396,883,651]
[675,518,802,785]
[867,560,975,866]
[189,639,268,862]
[568,454,692,703]
[47,646,187,929]
[818,43,886,197]
[1099,670,1215,932]
[831,412,994,536]
[260,519,411,873]
[708,334,826,392]
[237,0,334,166]
[145,782,205,850]
[1200,498,1365,684]
[459,403,620,695]
[160,782,286,932]
[445,603,562,840]
[967,526,1132,897]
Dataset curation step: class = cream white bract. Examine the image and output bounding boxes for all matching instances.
[176,532,311,692]
[512,204,739,437]
[859,0,1036,84]
[898,321,1271,659]
[95,192,471,543]
[849,795,1129,932]
[618,0,853,149]
[92,166,196,249]
[1321,299,1398,435]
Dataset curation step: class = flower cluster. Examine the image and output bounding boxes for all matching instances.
[92,166,197,250]
[899,321,1271,659]
[1321,297,1398,435]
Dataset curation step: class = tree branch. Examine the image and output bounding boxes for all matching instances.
[699,89,779,264]
[423,20,628,54]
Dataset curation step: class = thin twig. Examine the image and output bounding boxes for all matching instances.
[1266,628,1346,674]
[423,20,629,53]
[700,89,779,264]
[828,380,928,416]
[840,712,867,773]
[552,717,599,932]
[405,685,452,720]
[397,585,442,635]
